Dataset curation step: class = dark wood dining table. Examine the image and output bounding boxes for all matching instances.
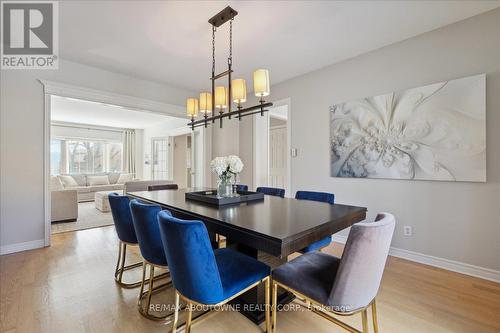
[128,188,367,324]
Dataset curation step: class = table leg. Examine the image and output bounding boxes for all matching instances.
[226,241,295,324]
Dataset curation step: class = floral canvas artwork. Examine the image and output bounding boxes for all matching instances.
[330,74,486,182]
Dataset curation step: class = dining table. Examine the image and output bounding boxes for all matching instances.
[128,188,367,324]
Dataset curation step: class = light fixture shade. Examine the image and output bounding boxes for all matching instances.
[186,98,199,117]
[215,86,227,109]
[232,79,247,104]
[253,69,270,97]
[199,92,212,113]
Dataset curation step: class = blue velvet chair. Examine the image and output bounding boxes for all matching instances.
[108,193,143,288]
[157,211,271,333]
[272,213,396,333]
[256,186,285,198]
[295,190,335,252]
[235,184,249,192]
[129,199,172,320]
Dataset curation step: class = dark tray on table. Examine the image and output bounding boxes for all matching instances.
[185,190,264,207]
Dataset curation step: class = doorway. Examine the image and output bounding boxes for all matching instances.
[41,80,209,245]
[49,96,195,235]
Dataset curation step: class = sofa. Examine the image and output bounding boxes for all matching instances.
[50,177,78,222]
[52,172,135,202]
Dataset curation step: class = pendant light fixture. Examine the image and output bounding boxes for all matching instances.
[187,6,273,129]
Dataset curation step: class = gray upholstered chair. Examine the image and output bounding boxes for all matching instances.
[272,212,395,333]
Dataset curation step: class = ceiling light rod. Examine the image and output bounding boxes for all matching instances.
[212,69,233,81]
[189,102,273,127]
[187,6,273,130]
[190,107,272,129]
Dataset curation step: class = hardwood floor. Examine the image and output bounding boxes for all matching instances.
[1,226,499,333]
[51,202,114,234]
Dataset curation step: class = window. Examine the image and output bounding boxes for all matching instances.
[67,140,105,174]
[50,138,123,174]
[107,142,123,172]
[50,139,63,175]
[152,138,168,180]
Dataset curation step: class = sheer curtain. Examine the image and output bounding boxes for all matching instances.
[122,130,136,175]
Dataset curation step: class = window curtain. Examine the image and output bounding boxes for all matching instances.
[123,130,136,175]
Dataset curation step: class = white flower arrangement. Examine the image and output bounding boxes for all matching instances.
[210,155,244,182]
[226,155,244,174]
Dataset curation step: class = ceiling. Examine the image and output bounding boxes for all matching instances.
[59,1,500,92]
[51,95,187,129]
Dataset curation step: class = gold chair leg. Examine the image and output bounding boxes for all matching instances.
[137,263,174,321]
[172,291,180,333]
[118,243,127,282]
[146,265,155,312]
[138,262,147,305]
[114,242,123,278]
[114,242,143,288]
[361,309,369,333]
[265,277,271,333]
[185,302,193,333]
[272,281,278,333]
[371,299,379,333]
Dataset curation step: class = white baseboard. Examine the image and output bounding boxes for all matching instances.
[331,235,500,283]
[0,239,45,255]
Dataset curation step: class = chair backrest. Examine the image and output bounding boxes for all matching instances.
[129,199,170,266]
[157,211,224,304]
[236,184,248,192]
[328,213,395,311]
[108,193,137,244]
[148,184,179,191]
[295,190,335,204]
[256,186,285,198]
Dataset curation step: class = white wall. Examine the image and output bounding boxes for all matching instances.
[239,9,500,272]
[238,116,253,187]
[253,113,269,189]
[211,118,240,185]
[173,134,189,188]
[0,59,193,251]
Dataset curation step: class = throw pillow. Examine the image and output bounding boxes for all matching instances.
[87,175,110,186]
[58,175,79,188]
[116,173,133,184]
[50,176,64,190]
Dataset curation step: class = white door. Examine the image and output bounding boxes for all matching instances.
[151,138,169,180]
[269,126,287,188]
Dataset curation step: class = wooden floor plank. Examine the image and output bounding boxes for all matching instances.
[1,225,499,333]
